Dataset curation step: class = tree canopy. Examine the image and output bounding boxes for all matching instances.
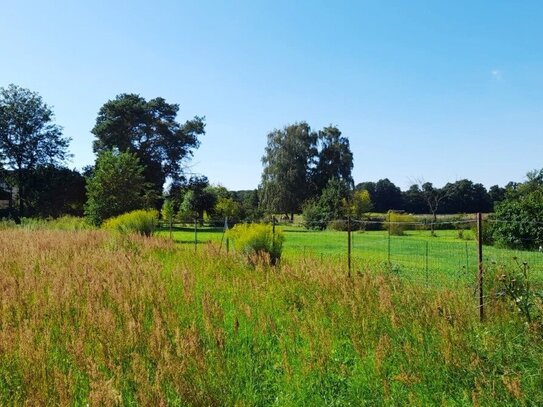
[312,126,354,193]
[493,169,543,250]
[0,84,70,216]
[92,93,205,193]
[85,150,150,226]
[260,122,318,219]
[260,122,354,219]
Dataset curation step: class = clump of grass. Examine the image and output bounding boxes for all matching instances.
[227,222,284,265]
[0,218,16,229]
[386,211,416,236]
[0,229,541,404]
[102,209,158,236]
[19,216,93,231]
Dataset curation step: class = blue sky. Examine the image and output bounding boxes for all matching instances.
[1,1,542,190]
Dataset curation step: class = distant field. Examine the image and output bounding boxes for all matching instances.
[157,225,543,287]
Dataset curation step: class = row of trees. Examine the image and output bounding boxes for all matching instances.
[0,85,207,223]
[1,83,540,252]
[260,122,354,220]
[0,84,262,225]
[356,178,506,216]
[258,122,509,222]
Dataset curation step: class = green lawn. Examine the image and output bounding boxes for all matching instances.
[157,225,543,287]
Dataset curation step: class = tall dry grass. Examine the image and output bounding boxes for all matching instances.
[0,229,541,405]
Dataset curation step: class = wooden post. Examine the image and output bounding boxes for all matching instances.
[477,213,484,322]
[347,216,352,278]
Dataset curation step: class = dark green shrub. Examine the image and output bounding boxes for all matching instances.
[302,200,327,230]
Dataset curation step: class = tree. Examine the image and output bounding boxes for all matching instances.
[441,179,491,213]
[402,184,426,214]
[419,182,450,236]
[85,151,149,226]
[350,189,373,219]
[260,122,318,220]
[23,165,86,218]
[493,169,543,250]
[312,126,354,194]
[232,189,263,222]
[177,176,217,221]
[302,178,351,230]
[92,93,205,194]
[489,185,506,208]
[372,178,403,213]
[0,84,70,217]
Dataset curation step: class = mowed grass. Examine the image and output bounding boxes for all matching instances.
[0,229,542,405]
[158,225,543,287]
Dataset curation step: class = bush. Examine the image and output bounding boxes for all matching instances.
[493,196,543,250]
[469,217,495,245]
[385,212,416,236]
[327,219,349,231]
[227,223,284,265]
[302,200,327,230]
[103,209,159,236]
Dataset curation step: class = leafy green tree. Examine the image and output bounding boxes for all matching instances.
[0,84,70,216]
[177,176,217,221]
[215,196,241,220]
[350,189,373,218]
[489,184,506,208]
[373,178,403,213]
[402,184,426,214]
[312,126,354,194]
[441,179,491,213]
[231,189,263,222]
[260,122,318,220]
[85,151,149,226]
[92,93,205,193]
[24,165,86,218]
[493,169,543,250]
[356,181,376,197]
[302,178,351,230]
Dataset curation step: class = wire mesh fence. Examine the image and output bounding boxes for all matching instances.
[278,216,543,291]
[155,214,543,322]
[157,215,543,291]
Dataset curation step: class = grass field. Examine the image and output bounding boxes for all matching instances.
[157,225,543,287]
[0,229,542,405]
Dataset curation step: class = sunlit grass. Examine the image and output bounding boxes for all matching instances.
[0,229,541,404]
[157,225,543,287]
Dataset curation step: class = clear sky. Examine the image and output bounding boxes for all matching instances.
[1,1,542,191]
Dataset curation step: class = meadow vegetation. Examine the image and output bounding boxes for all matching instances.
[0,229,542,405]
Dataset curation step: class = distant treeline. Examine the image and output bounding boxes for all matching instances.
[355,178,507,215]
